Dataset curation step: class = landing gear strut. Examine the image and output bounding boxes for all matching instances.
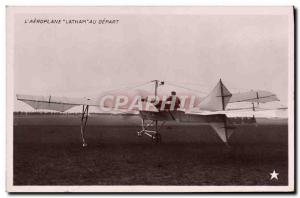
[80,105,89,147]
[137,119,165,143]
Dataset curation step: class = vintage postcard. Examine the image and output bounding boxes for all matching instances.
[6,6,294,192]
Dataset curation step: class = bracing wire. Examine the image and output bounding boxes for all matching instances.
[101,81,153,94]
[168,80,256,93]
[166,81,212,88]
[101,79,257,96]
[165,81,209,95]
[221,80,253,92]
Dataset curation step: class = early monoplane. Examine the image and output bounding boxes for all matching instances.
[16,79,282,147]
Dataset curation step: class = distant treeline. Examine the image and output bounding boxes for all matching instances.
[14,111,81,115]
[13,111,137,116]
[229,117,256,124]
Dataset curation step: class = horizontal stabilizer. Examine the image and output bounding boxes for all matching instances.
[229,90,279,104]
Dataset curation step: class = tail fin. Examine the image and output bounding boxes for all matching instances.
[199,79,232,111]
[210,122,235,143]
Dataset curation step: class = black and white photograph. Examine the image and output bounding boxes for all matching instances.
[6,6,294,192]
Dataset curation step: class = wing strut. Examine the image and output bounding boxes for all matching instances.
[80,105,89,147]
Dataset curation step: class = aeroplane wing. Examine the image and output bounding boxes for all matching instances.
[17,94,159,113]
[229,90,279,104]
[16,94,99,112]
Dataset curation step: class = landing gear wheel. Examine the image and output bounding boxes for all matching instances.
[151,133,162,143]
[137,131,142,137]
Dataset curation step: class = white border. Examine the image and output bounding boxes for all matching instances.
[5,6,295,193]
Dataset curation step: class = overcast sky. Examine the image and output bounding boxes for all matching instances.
[12,7,292,111]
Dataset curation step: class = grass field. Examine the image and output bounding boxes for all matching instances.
[13,114,288,186]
